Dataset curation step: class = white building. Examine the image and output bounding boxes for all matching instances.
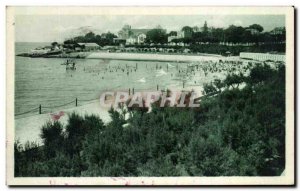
[118,25,152,45]
[78,43,101,51]
[137,33,147,44]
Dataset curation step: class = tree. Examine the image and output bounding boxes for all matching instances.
[103,32,118,43]
[41,121,64,158]
[249,24,264,32]
[248,64,274,84]
[51,42,58,47]
[192,32,202,42]
[168,31,177,36]
[223,73,245,89]
[213,79,224,91]
[225,25,246,43]
[146,29,168,44]
[63,31,118,46]
[202,21,208,34]
[202,82,217,95]
[84,32,96,42]
[181,26,193,33]
[180,26,193,43]
[211,28,225,42]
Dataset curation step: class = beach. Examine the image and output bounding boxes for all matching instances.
[15,100,112,145]
[14,43,257,144]
[87,52,224,62]
[15,85,206,145]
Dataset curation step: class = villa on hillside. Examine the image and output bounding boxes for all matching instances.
[117,25,152,45]
[168,30,193,42]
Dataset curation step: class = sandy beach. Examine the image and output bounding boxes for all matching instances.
[15,100,112,145]
[87,52,224,62]
[14,83,206,145]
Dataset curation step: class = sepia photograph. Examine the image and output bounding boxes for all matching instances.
[6,6,295,185]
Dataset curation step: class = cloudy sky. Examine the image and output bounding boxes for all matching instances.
[15,15,285,42]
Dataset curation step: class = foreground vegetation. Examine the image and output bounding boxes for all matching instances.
[15,64,285,177]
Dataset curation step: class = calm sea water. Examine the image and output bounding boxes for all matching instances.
[15,42,188,115]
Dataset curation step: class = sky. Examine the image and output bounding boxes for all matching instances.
[15,15,285,42]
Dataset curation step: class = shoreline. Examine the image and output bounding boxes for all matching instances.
[17,51,226,62]
[86,52,224,62]
[15,101,112,145]
[16,51,286,63]
[15,86,204,145]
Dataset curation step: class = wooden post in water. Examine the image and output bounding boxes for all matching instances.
[157,84,159,91]
[129,88,131,95]
[132,88,135,95]
[39,104,41,114]
[76,98,78,107]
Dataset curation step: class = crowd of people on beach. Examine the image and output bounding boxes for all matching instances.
[78,58,280,92]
